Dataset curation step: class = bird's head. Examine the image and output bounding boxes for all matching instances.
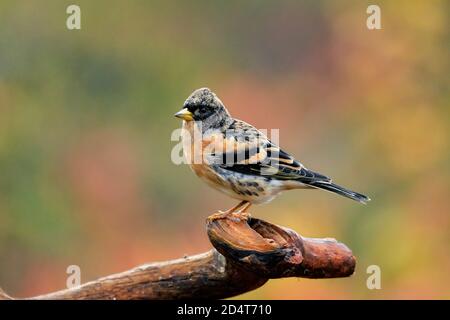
[175,88,231,129]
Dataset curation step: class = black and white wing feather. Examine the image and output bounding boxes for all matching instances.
[206,119,370,204]
[209,120,331,184]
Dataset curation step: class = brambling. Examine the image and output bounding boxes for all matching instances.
[175,88,370,215]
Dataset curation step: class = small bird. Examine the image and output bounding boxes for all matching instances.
[175,88,370,215]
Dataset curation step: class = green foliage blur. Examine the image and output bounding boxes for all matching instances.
[0,1,449,298]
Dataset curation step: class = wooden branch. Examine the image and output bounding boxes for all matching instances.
[0,212,355,300]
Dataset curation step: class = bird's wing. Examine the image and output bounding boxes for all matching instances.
[204,120,331,183]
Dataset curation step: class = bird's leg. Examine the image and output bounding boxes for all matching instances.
[225,201,248,214]
[237,202,252,212]
[236,202,252,220]
[207,201,248,221]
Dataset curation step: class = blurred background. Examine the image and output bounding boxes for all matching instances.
[0,0,449,299]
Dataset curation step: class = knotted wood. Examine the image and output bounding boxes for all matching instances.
[0,212,355,300]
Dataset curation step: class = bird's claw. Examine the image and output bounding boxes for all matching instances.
[207,211,230,221]
[207,210,251,223]
[236,210,252,221]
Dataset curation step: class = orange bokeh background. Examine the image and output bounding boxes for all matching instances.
[0,1,449,299]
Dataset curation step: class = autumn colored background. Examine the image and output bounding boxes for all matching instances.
[0,1,449,299]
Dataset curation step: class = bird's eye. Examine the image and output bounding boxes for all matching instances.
[199,106,207,113]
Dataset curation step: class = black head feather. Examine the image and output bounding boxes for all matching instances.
[183,88,232,129]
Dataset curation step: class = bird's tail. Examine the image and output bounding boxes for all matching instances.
[308,181,371,204]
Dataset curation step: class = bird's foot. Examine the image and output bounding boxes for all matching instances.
[235,210,252,221]
[207,210,251,223]
[207,201,252,222]
[207,211,230,222]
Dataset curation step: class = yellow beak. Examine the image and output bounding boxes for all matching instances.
[174,108,194,121]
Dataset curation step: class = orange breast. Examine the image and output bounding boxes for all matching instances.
[182,121,228,189]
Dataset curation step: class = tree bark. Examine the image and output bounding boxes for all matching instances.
[0,212,355,300]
